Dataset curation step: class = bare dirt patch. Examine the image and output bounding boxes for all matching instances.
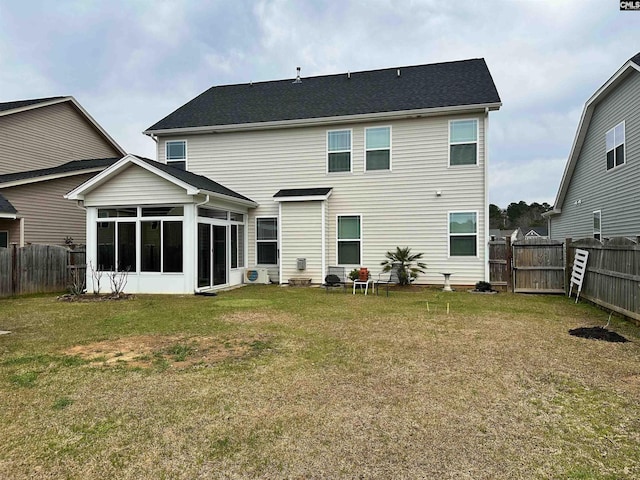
[569,326,629,343]
[63,334,271,368]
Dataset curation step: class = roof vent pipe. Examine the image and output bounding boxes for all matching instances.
[397,68,401,77]
[293,66,302,84]
[347,71,351,79]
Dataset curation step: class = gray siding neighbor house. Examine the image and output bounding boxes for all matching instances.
[0,97,124,247]
[544,53,640,241]
[69,58,501,294]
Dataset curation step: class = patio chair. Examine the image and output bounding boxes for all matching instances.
[323,266,347,293]
[374,263,406,296]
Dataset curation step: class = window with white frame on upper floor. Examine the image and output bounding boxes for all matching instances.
[337,215,361,265]
[593,210,601,241]
[166,140,187,170]
[327,130,351,173]
[365,126,391,171]
[606,122,625,170]
[449,211,478,256]
[449,119,478,166]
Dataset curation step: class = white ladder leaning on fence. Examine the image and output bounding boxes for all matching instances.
[568,248,589,303]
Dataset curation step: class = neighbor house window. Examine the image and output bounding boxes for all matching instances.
[365,126,391,171]
[606,122,625,170]
[166,140,187,170]
[449,119,478,166]
[449,212,478,256]
[257,218,277,264]
[0,231,8,248]
[327,129,351,173]
[337,215,361,265]
[593,210,601,241]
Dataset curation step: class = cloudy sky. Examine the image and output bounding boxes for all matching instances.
[1,0,638,207]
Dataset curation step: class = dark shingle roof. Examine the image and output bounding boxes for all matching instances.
[0,97,66,114]
[0,158,119,185]
[0,193,17,215]
[631,52,640,66]
[146,58,501,131]
[135,157,256,204]
[273,188,332,198]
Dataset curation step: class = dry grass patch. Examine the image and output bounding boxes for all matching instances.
[63,334,274,369]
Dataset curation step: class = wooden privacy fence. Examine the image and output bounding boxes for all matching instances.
[0,244,71,297]
[567,237,640,322]
[489,237,564,293]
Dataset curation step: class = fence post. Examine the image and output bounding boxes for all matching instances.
[11,243,18,296]
[505,236,513,292]
[564,237,573,294]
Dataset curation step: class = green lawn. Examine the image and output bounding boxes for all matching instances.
[1,286,639,479]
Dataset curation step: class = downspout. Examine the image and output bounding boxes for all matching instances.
[321,200,326,283]
[19,217,25,247]
[278,202,283,285]
[484,107,490,282]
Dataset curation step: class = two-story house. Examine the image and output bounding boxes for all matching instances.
[67,59,501,294]
[544,52,640,240]
[0,96,124,247]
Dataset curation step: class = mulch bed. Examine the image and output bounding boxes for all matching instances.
[57,293,134,302]
[569,326,629,343]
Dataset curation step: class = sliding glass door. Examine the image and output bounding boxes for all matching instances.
[197,223,227,289]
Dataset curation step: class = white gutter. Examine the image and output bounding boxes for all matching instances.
[144,102,503,136]
[484,107,490,282]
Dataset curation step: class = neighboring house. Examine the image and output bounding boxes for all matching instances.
[522,226,548,239]
[0,96,124,246]
[489,228,522,242]
[544,52,640,240]
[68,59,501,294]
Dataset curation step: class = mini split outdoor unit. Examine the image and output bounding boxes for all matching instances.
[244,268,269,284]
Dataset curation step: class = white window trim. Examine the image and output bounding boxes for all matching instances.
[166,139,188,170]
[256,216,278,266]
[593,210,602,241]
[326,128,353,174]
[605,121,625,171]
[364,125,392,172]
[448,118,479,168]
[447,210,479,258]
[0,230,8,248]
[336,214,362,266]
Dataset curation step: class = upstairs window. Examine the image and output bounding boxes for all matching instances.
[449,119,478,166]
[166,141,187,170]
[327,130,351,173]
[449,211,477,256]
[365,126,391,171]
[593,210,601,241]
[606,122,625,170]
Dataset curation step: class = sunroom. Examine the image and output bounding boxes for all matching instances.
[65,155,258,294]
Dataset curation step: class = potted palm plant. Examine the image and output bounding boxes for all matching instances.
[380,247,426,286]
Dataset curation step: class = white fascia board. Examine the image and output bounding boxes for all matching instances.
[144,102,502,136]
[0,167,106,188]
[201,190,259,208]
[273,194,331,202]
[541,208,561,218]
[0,213,18,219]
[550,61,640,210]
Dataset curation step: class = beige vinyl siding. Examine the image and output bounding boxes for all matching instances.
[84,165,192,207]
[550,71,640,240]
[159,113,487,284]
[1,173,96,245]
[280,201,323,283]
[0,102,121,175]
